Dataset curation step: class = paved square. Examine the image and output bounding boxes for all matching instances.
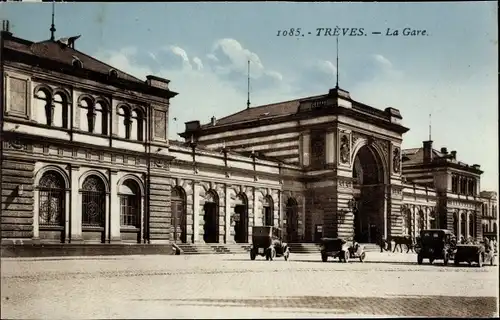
[1,252,498,319]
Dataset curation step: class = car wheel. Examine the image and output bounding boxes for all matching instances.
[321,253,328,262]
[284,249,290,261]
[478,254,483,268]
[250,250,256,261]
[266,251,270,261]
[443,253,449,266]
[359,252,366,263]
[454,259,460,266]
[417,254,423,265]
[429,258,434,265]
[490,255,495,266]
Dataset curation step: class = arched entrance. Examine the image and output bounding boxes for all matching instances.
[38,171,66,243]
[119,179,141,243]
[286,198,299,243]
[352,145,385,243]
[234,194,248,243]
[81,175,106,243]
[171,187,187,243]
[203,190,219,243]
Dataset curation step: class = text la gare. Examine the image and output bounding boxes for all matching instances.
[386,28,428,36]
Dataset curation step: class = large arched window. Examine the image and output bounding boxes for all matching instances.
[119,180,140,227]
[263,195,274,227]
[460,212,467,239]
[468,213,474,238]
[81,175,106,227]
[35,89,52,125]
[53,93,69,128]
[38,171,65,226]
[118,106,131,139]
[453,212,459,236]
[171,187,187,243]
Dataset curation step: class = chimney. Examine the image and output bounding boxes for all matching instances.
[450,150,457,160]
[210,116,217,126]
[472,164,480,170]
[440,147,448,154]
[1,20,12,36]
[423,140,433,163]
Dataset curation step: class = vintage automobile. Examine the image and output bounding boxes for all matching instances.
[454,244,486,267]
[348,241,366,262]
[417,229,456,265]
[320,238,350,262]
[249,226,290,261]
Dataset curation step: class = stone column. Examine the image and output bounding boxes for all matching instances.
[383,191,388,239]
[70,165,83,243]
[253,187,258,229]
[225,185,231,243]
[109,170,121,243]
[193,182,200,242]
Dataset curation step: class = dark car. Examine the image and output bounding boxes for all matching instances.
[320,238,350,262]
[249,226,290,261]
[417,229,456,265]
[454,243,488,267]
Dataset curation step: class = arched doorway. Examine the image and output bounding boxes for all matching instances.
[263,195,274,227]
[453,212,459,236]
[286,198,299,243]
[38,171,66,242]
[81,175,106,243]
[352,145,385,243]
[171,187,187,243]
[119,179,141,243]
[203,190,219,243]
[234,194,248,243]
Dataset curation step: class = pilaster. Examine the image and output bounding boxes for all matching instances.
[109,170,121,243]
[70,165,83,243]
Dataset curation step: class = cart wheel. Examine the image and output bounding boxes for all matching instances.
[417,254,423,265]
[443,253,449,266]
[478,254,483,268]
[321,253,328,262]
[359,252,366,263]
[250,250,256,261]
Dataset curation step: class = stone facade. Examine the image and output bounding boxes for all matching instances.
[1,28,497,248]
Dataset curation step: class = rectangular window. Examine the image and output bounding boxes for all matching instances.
[310,130,325,169]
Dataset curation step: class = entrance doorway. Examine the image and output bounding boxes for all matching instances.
[203,191,219,243]
[352,145,385,244]
[234,194,248,243]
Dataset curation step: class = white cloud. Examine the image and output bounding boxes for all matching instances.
[373,54,393,69]
[192,57,203,70]
[206,53,218,62]
[168,45,192,69]
[316,60,337,77]
[148,52,157,61]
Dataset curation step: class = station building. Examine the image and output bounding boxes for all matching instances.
[1,24,497,250]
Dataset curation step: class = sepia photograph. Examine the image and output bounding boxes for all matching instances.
[0,1,498,319]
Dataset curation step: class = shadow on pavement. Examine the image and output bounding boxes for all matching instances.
[131,295,497,317]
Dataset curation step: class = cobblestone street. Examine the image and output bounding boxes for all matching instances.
[1,252,498,319]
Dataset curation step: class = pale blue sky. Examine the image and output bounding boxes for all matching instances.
[1,2,498,191]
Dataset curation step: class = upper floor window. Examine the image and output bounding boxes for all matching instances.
[451,175,458,193]
[310,130,325,168]
[34,88,68,128]
[79,98,109,135]
[118,105,144,141]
